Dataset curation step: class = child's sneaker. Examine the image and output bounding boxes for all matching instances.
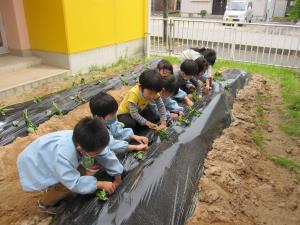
[37,200,57,215]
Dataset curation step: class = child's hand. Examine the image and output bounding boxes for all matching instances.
[134,143,148,151]
[133,135,149,145]
[158,120,167,130]
[186,83,196,90]
[113,175,122,189]
[178,111,184,117]
[184,96,194,108]
[170,113,179,120]
[145,121,159,130]
[97,181,116,194]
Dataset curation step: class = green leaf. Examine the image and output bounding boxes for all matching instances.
[189,109,202,117]
[96,189,109,201]
[12,120,19,127]
[134,151,144,160]
[157,129,169,140]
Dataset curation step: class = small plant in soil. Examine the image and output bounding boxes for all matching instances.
[96,189,109,201]
[33,96,42,104]
[52,102,64,116]
[119,76,129,86]
[80,77,86,85]
[192,90,199,103]
[157,129,169,140]
[81,156,95,169]
[189,109,202,117]
[95,79,108,86]
[70,92,86,103]
[0,107,13,116]
[213,72,224,81]
[23,109,37,133]
[12,120,19,127]
[176,116,191,126]
[134,151,144,160]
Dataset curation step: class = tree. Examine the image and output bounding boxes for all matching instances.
[289,0,300,21]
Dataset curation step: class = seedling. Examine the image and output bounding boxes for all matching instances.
[224,85,230,92]
[119,76,129,86]
[95,79,107,86]
[134,151,144,160]
[213,72,224,81]
[45,110,53,116]
[96,189,108,201]
[70,92,86,103]
[52,102,64,116]
[176,116,191,126]
[192,91,199,103]
[23,109,37,133]
[12,120,19,127]
[189,109,202,117]
[81,156,95,169]
[80,77,86,85]
[157,129,169,140]
[33,96,42,104]
[0,107,13,116]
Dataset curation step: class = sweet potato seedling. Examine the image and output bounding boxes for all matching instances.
[81,156,95,169]
[189,109,202,117]
[12,120,19,127]
[192,91,199,103]
[213,72,224,81]
[134,151,144,160]
[96,189,108,201]
[0,107,13,116]
[119,76,129,86]
[176,116,191,126]
[70,92,86,103]
[52,102,64,116]
[23,109,37,133]
[33,96,42,104]
[157,129,169,140]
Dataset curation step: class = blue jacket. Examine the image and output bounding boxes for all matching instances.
[17,130,123,194]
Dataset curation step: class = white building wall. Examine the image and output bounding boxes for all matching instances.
[181,0,213,17]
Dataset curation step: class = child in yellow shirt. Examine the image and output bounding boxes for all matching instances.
[118,69,167,132]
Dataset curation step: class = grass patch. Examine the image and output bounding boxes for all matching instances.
[215,60,300,138]
[251,130,264,150]
[163,55,180,65]
[270,156,300,181]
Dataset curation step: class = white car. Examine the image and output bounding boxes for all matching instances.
[223,1,253,23]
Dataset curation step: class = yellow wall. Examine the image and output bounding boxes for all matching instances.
[24,0,148,54]
[23,0,69,54]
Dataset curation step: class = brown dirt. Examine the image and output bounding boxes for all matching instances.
[0,87,130,225]
[187,75,300,225]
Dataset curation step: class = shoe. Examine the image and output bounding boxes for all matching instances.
[37,200,57,215]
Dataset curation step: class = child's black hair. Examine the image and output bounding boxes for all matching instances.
[202,48,216,66]
[161,75,177,95]
[72,117,109,152]
[180,59,199,76]
[157,59,174,74]
[139,69,163,92]
[89,92,118,117]
[195,57,209,73]
[191,47,217,66]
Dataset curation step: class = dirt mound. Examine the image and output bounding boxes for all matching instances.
[187,76,300,225]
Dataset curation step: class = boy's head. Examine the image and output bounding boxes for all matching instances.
[139,69,162,100]
[195,57,209,76]
[160,75,177,99]
[191,47,217,66]
[72,117,109,156]
[202,48,217,66]
[180,59,199,80]
[157,59,174,77]
[89,92,118,121]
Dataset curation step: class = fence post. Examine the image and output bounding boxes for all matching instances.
[168,19,174,55]
[231,23,238,60]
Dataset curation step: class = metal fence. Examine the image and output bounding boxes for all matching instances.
[149,17,300,69]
